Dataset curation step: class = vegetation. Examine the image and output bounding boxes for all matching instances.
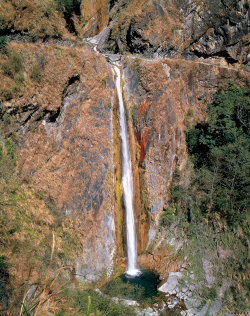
[0,0,85,38]
[0,44,25,101]
[59,287,136,315]
[0,139,76,314]
[186,84,249,226]
[0,36,7,52]
[0,137,138,315]
[2,52,23,78]
[161,84,249,312]
[101,274,159,307]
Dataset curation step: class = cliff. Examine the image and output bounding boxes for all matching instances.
[0,0,249,314]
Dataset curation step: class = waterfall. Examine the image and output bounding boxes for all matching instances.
[113,64,141,277]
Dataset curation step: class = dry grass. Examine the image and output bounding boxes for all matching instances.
[0,42,83,107]
[0,0,68,38]
[0,140,82,314]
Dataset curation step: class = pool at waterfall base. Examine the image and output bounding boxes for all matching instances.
[101,270,162,304]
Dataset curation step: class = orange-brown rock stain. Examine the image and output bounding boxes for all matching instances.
[112,77,126,269]
[138,242,182,279]
[81,0,109,36]
[124,96,150,258]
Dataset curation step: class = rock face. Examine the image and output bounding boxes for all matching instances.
[99,0,249,65]
[0,43,117,282]
[0,0,111,38]
[158,272,183,293]
[122,56,248,229]
[0,1,249,312]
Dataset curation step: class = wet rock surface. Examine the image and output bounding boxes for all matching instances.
[122,56,249,221]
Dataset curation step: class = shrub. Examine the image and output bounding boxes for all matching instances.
[15,73,24,85]
[56,0,81,16]
[61,288,136,315]
[3,113,12,126]
[2,89,13,101]
[1,52,23,78]
[30,65,42,82]
[160,205,175,227]
[0,36,7,52]
[2,62,13,77]
[4,139,15,160]
[11,53,23,73]
[186,84,249,225]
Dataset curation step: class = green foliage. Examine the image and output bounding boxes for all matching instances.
[3,113,12,127]
[186,84,249,226]
[101,274,160,307]
[15,73,25,85]
[180,84,250,311]
[1,89,13,101]
[160,205,175,227]
[171,25,177,33]
[62,288,136,315]
[2,52,23,78]
[55,0,81,16]
[0,36,7,52]
[0,253,10,307]
[187,108,194,117]
[12,52,23,73]
[101,277,145,303]
[30,65,42,82]
[0,254,10,275]
[4,139,15,160]
[130,105,138,124]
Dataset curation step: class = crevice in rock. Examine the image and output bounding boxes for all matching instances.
[47,74,81,123]
[109,0,119,11]
[191,49,239,64]
[63,0,82,35]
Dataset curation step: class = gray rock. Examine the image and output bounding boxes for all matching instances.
[188,284,195,291]
[197,300,222,316]
[120,299,139,307]
[158,272,183,293]
[202,258,216,285]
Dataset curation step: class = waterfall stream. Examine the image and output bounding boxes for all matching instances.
[113,65,141,277]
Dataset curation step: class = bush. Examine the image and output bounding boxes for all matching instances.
[186,84,249,225]
[160,206,175,227]
[4,139,15,160]
[1,89,13,101]
[62,288,136,315]
[56,0,81,16]
[0,36,7,53]
[30,65,42,82]
[3,113,12,126]
[2,52,23,78]
[15,73,24,85]
[11,53,23,73]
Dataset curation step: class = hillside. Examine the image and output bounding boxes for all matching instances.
[0,0,249,315]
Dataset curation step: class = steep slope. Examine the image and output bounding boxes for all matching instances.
[0,40,117,291]
[0,0,249,314]
[99,0,249,66]
[0,0,111,38]
[121,54,249,313]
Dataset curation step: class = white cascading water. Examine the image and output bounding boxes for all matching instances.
[113,65,141,277]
